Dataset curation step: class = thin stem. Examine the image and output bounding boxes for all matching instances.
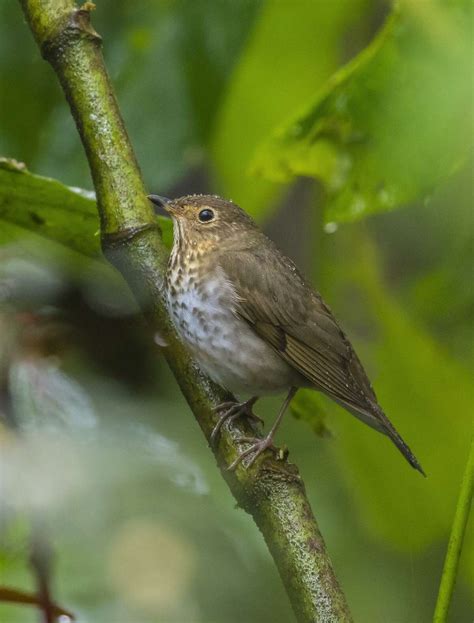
[19,2,353,621]
[30,523,54,623]
[433,437,474,622]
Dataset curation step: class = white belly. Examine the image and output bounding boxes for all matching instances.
[167,268,295,397]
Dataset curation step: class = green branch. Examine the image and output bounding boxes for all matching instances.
[433,437,474,622]
[19,2,352,621]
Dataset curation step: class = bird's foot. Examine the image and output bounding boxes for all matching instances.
[211,397,261,446]
[227,434,276,471]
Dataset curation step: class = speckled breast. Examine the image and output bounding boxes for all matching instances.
[166,254,296,397]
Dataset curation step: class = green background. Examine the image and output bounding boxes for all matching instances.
[0,1,472,621]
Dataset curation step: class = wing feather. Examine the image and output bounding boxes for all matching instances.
[217,241,424,474]
[218,245,375,414]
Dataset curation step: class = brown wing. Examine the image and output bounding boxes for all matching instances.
[219,245,376,415]
[218,243,424,474]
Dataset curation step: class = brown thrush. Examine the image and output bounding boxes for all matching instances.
[148,193,424,475]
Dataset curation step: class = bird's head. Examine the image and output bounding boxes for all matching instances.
[148,194,258,250]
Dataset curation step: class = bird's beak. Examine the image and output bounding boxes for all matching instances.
[147,194,172,216]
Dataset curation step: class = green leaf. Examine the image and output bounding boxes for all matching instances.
[0,159,172,255]
[253,1,473,222]
[0,159,100,256]
[211,0,370,219]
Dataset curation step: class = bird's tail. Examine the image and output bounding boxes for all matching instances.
[378,410,426,476]
[337,398,426,476]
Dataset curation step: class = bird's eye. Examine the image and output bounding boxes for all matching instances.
[198,209,215,223]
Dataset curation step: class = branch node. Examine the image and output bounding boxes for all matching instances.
[42,8,101,62]
[101,222,161,250]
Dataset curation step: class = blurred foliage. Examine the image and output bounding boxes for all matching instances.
[289,389,331,439]
[253,0,473,223]
[211,0,372,218]
[319,231,472,551]
[1,1,473,622]
[0,0,258,192]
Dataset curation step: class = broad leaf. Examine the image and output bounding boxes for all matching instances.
[211,0,371,218]
[0,159,100,257]
[253,1,472,222]
[0,159,172,254]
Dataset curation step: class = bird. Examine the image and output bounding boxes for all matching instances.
[148,193,424,475]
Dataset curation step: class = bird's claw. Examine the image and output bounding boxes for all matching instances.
[210,398,261,446]
[227,435,276,471]
[212,401,236,414]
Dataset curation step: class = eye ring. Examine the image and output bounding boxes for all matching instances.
[198,208,215,223]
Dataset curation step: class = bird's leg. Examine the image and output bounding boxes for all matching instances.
[228,387,297,471]
[210,396,261,446]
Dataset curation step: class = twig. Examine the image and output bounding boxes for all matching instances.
[18,2,353,621]
[433,437,474,622]
[0,587,74,620]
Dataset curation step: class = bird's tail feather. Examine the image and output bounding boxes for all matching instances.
[379,411,426,476]
[336,398,425,476]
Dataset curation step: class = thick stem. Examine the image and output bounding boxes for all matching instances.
[19,2,352,621]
